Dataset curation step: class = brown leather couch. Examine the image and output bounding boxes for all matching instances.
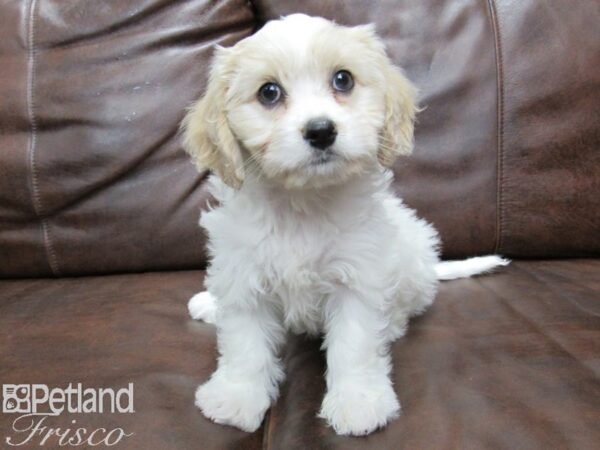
[1,1,598,449]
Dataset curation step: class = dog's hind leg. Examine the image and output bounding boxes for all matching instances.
[188,291,218,324]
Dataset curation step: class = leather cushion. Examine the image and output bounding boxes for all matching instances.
[266,260,600,449]
[0,270,263,449]
[0,0,254,277]
[1,260,598,448]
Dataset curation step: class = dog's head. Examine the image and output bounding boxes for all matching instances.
[182,14,417,189]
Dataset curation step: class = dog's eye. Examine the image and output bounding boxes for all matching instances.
[258,82,283,105]
[332,70,354,92]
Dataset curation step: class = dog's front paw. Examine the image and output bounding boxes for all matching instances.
[195,374,271,432]
[188,291,217,323]
[318,380,400,436]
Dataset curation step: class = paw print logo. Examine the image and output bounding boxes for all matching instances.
[2,385,31,413]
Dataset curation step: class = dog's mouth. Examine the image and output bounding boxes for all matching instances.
[278,148,368,189]
[309,148,336,166]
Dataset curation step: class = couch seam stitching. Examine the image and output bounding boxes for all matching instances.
[26,0,61,276]
[487,0,505,255]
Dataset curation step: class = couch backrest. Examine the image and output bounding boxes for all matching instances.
[255,0,600,258]
[1,0,598,278]
[0,0,254,277]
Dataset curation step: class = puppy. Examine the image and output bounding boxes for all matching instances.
[182,14,508,436]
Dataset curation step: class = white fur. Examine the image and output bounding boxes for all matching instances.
[188,291,217,324]
[435,255,510,280]
[182,14,508,436]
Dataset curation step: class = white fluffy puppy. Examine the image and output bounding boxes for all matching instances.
[183,14,507,436]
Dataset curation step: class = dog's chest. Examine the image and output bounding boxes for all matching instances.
[262,214,350,334]
[267,218,334,284]
[206,179,380,334]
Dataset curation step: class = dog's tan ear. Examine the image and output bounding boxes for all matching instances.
[181,47,244,189]
[378,62,418,167]
[352,24,418,167]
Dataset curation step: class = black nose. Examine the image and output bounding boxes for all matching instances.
[303,118,337,150]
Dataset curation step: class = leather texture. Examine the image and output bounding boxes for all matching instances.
[1,260,598,449]
[0,0,254,277]
[1,0,599,277]
[491,0,600,257]
[266,260,600,449]
[0,270,264,450]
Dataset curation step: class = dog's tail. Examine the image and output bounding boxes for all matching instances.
[435,255,510,281]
